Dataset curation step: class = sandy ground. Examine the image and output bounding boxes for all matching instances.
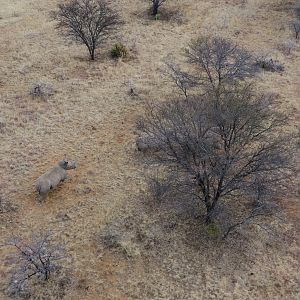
[0,0,299,299]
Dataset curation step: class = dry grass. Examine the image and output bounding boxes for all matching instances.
[0,0,299,299]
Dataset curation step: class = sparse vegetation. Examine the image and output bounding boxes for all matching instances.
[52,0,123,60]
[255,55,284,72]
[146,173,172,203]
[30,82,54,99]
[0,0,299,299]
[110,43,128,59]
[206,223,220,237]
[280,40,296,55]
[291,21,300,39]
[4,233,65,298]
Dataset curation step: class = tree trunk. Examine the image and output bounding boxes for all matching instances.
[152,3,159,16]
[87,46,95,60]
[204,201,213,224]
[204,197,218,224]
[205,213,212,224]
[90,48,95,60]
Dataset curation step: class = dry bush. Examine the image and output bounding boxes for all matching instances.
[4,233,65,298]
[255,55,284,72]
[96,207,166,258]
[146,173,173,203]
[52,0,123,60]
[97,221,141,258]
[280,40,296,55]
[110,43,129,59]
[30,82,54,99]
[290,21,300,39]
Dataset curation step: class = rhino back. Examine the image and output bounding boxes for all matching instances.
[36,166,66,189]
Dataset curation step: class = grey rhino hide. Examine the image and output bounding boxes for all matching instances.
[36,160,77,201]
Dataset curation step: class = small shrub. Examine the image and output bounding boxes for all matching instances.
[255,56,284,72]
[30,82,54,99]
[110,43,128,59]
[154,13,161,20]
[97,225,140,258]
[4,233,65,298]
[206,223,220,237]
[280,40,296,55]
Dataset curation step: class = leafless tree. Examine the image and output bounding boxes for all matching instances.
[138,84,295,225]
[163,58,200,98]
[149,0,167,16]
[4,233,65,297]
[291,21,300,39]
[178,36,255,93]
[52,0,122,60]
[296,5,300,19]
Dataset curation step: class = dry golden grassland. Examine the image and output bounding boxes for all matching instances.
[0,0,299,299]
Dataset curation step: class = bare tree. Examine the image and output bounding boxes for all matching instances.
[149,0,167,16]
[183,36,255,93]
[295,5,300,19]
[52,0,122,60]
[291,21,300,39]
[4,233,65,297]
[163,58,200,98]
[138,84,295,225]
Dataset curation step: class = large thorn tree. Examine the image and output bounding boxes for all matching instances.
[53,0,122,60]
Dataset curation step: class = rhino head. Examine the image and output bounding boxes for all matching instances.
[58,160,77,170]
